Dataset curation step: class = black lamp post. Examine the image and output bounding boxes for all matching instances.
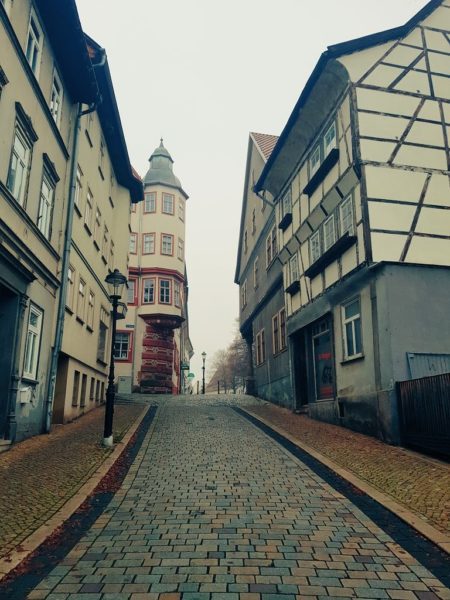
[202,351,206,395]
[103,268,127,447]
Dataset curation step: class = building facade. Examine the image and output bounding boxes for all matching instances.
[116,141,192,394]
[254,0,450,443]
[235,133,292,406]
[0,0,141,444]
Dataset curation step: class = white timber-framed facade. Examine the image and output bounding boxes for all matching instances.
[254,0,450,443]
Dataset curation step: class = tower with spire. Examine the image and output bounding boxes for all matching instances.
[115,140,192,394]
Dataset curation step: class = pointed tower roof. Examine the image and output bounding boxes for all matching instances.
[143,139,188,198]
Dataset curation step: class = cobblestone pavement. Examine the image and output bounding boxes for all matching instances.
[244,400,450,537]
[0,403,145,559]
[23,395,449,600]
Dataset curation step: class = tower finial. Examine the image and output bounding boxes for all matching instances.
[160,137,164,147]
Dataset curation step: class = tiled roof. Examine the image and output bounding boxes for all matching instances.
[250,132,279,161]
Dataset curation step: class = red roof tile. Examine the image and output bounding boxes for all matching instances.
[250,132,279,161]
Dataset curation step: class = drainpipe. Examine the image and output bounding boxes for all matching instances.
[45,101,96,432]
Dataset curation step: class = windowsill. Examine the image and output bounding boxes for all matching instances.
[93,240,100,251]
[74,204,82,217]
[76,316,85,325]
[84,223,92,236]
[273,347,288,357]
[96,359,107,367]
[305,233,357,279]
[98,166,105,181]
[101,255,107,265]
[341,353,364,365]
[285,280,300,295]
[279,212,292,231]
[21,376,38,385]
[65,305,74,315]
[303,148,340,197]
[86,325,94,333]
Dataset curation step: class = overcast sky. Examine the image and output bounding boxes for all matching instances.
[76,0,425,385]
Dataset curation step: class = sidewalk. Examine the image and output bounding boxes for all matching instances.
[0,403,145,561]
[245,400,450,542]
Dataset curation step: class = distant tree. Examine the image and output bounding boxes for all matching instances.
[207,321,251,393]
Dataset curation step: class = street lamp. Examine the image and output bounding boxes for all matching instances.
[202,351,207,395]
[103,268,127,447]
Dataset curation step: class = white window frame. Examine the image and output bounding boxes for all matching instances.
[143,278,155,304]
[114,332,130,360]
[93,206,101,246]
[37,170,55,239]
[129,233,137,254]
[7,126,31,206]
[342,297,363,359]
[144,192,156,213]
[310,230,321,264]
[309,143,321,176]
[281,189,292,217]
[143,233,155,254]
[178,198,185,221]
[289,253,299,284]
[255,329,266,366]
[66,265,75,309]
[159,279,171,304]
[50,68,63,127]
[127,279,136,304]
[174,281,181,307]
[23,303,43,379]
[340,195,354,237]
[77,278,86,321]
[323,215,336,252]
[241,279,247,310]
[162,192,174,214]
[85,189,93,231]
[161,234,173,255]
[25,9,43,78]
[74,166,83,212]
[324,121,337,157]
[253,257,259,289]
[177,238,184,260]
[87,290,95,330]
[272,313,280,355]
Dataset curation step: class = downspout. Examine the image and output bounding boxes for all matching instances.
[45,101,96,432]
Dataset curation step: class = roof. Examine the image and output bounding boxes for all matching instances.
[85,35,144,203]
[34,0,98,104]
[250,132,279,161]
[255,0,442,195]
[234,132,278,284]
[143,140,189,199]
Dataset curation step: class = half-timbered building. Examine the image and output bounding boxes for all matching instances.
[254,0,450,442]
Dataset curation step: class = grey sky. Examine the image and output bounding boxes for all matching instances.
[76,0,426,385]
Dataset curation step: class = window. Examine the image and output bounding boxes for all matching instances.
[80,374,87,407]
[72,371,80,406]
[162,192,174,214]
[37,171,55,239]
[66,265,75,310]
[340,196,354,236]
[97,306,109,362]
[25,10,43,78]
[93,207,101,247]
[129,233,137,254]
[0,66,9,99]
[281,189,292,217]
[342,298,363,359]
[272,314,280,355]
[161,234,173,255]
[253,257,259,289]
[266,226,277,266]
[23,303,43,379]
[99,139,105,171]
[114,332,131,361]
[89,377,95,402]
[109,240,115,270]
[179,198,185,221]
[74,166,83,212]
[255,330,266,366]
[7,127,31,206]
[159,279,171,304]
[252,209,256,234]
[280,309,287,350]
[50,70,63,126]
[102,225,109,257]
[77,278,86,321]
[241,279,247,310]
[289,253,299,283]
[309,119,337,177]
[324,121,337,157]
[143,278,155,303]
[310,230,321,264]
[143,233,155,254]
[127,279,137,304]
[244,230,248,254]
[174,281,181,307]
[87,290,95,330]
[323,215,336,252]
[85,189,93,232]
[177,238,184,260]
[144,192,156,213]
[310,144,321,176]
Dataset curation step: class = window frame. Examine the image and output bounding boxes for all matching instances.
[272,314,280,355]
[253,257,259,289]
[241,279,247,310]
[144,191,156,213]
[178,198,185,221]
[25,8,43,79]
[87,289,95,331]
[255,329,266,366]
[289,253,299,284]
[159,278,172,304]
[66,265,75,311]
[37,169,55,240]
[142,232,155,255]
[177,238,184,261]
[142,278,155,304]
[77,277,86,322]
[340,195,354,236]
[161,233,174,256]
[342,297,363,360]
[129,232,137,255]
[6,124,32,207]
[127,277,138,305]
[22,302,43,380]
[310,230,321,264]
[174,280,181,307]
[49,67,63,127]
[162,192,175,215]
[114,331,133,362]
[84,189,93,233]
[323,214,336,252]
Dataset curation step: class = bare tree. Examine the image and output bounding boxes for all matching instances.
[207,322,251,393]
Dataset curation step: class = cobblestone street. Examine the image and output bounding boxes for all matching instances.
[5,396,448,600]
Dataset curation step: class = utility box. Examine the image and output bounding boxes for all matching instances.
[118,376,132,394]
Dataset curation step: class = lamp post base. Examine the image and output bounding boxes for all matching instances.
[102,435,114,448]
